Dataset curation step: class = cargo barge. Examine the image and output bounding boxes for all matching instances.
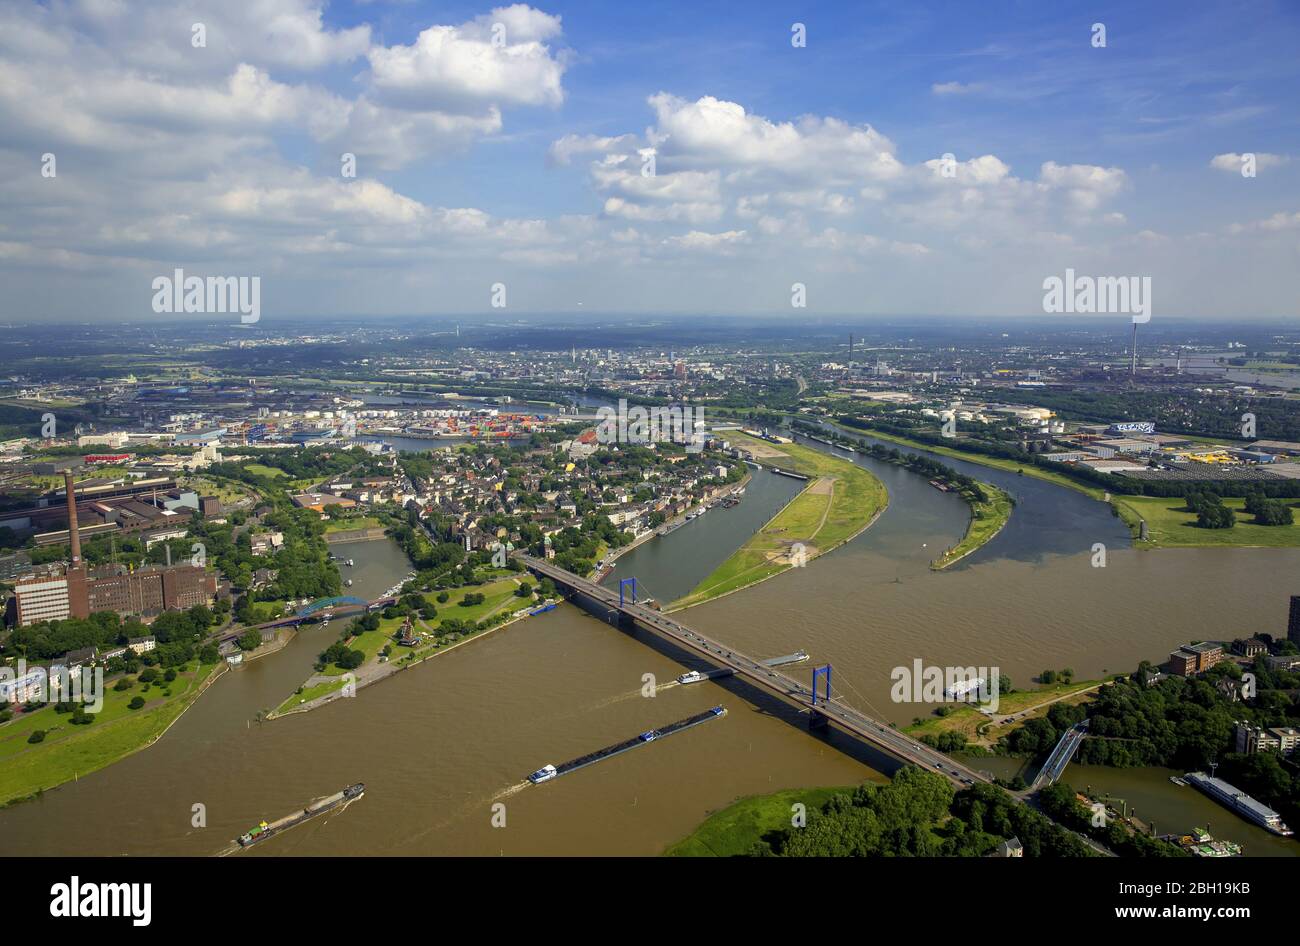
[1184,771,1293,836]
[235,783,364,848]
[762,650,809,667]
[527,706,726,784]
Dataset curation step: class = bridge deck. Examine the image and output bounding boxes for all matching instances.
[1031,720,1089,790]
[520,555,989,789]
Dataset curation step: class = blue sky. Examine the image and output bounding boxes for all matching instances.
[1,0,1297,321]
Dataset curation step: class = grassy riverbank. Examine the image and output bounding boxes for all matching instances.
[829,422,1300,550]
[0,659,224,807]
[1111,495,1300,548]
[902,679,1101,750]
[273,574,530,716]
[669,434,887,609]
[930,483,1014,569]
[830,421,1106,500]
[664,786,853,856]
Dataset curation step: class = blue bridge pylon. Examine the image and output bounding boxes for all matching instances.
[618,577,638,607]
[811,664,832,705]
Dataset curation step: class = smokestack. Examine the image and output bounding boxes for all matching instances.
[64,470,81,565]
[1130,323,1138,376]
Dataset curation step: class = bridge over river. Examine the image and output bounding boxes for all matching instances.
[519,554,992,790]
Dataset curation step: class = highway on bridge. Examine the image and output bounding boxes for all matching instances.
[519,555,991,790]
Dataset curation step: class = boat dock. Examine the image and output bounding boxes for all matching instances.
[771,468,810,481]
[533,707,726,782]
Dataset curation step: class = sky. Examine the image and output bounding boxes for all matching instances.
[1,0,1298,324]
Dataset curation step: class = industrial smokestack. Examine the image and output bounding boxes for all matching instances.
[64,470,81,565]
[1130,323,1138,376]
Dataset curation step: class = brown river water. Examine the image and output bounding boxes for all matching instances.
[3,433,1297,856]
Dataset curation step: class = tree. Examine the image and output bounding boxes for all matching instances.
[128,696,145,710]
[237,629,263,651]
[1254,500,1294,526]
[28,730,46,743]
[1196,503,1235,529]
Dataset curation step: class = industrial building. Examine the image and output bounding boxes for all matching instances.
[7,472,217,627]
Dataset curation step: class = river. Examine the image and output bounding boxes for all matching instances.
[2,432,1297,856]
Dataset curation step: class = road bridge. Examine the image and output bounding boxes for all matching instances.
[519,554,990,790]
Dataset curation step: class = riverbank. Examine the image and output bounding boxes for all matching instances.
[829,420,1107,500]
[902,679,1102,750]
[270,575,535,718]
[827,421,1300,550]
[1110,494,1300,548]
[601,475,752,574]
[325,525,388,544]
[930,483,1014,569]
[0,658,226,807]
[668,435,887,610]
[664,785,854,856]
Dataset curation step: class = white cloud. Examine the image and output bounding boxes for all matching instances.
[367,6,566,112]
[931,81,981,95]
[1209,152,1289,173]
[663,229,749,251]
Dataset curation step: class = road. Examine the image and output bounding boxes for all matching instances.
[520,554,990,790]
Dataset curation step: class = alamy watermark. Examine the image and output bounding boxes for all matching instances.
[152,268,260,324]
[1042,268,1151,323]
[891,660,1000,713]
[1,659,104,713]
[595,398,707,453]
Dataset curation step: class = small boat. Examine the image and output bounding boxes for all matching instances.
[944,677,986,700]
[677,670,705,684]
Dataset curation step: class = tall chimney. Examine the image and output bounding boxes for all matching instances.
[64,470,81,565]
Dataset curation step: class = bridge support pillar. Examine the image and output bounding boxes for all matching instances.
[807,709,830,731]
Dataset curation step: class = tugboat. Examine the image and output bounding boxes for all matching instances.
[528,764,558,784]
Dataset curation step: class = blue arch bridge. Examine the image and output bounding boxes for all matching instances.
[297,596,369,618]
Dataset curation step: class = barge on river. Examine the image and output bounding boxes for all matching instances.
[236,783,364,848]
